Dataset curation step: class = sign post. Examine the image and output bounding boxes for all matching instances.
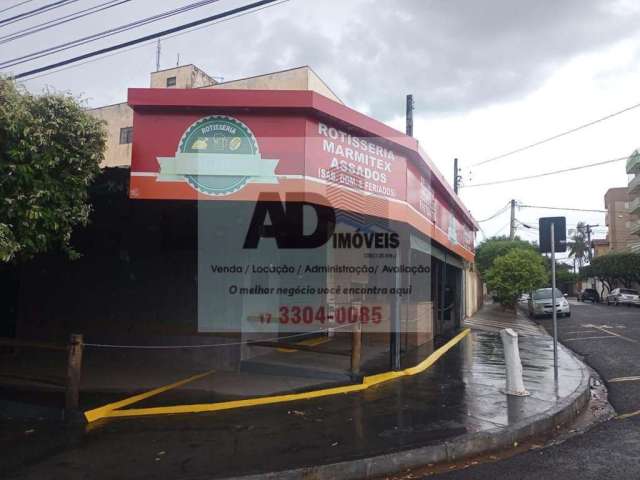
[550,222,558,379]
[539,217,566,379]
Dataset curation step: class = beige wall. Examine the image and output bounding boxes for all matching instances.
[88,102,133,167]
[208,66,343,104]
[90,65,342,168]
[593,241,610,258]
[150,64,216,89]
[307,68,342,103]
[605,187,638,251]
[464,264,482,318]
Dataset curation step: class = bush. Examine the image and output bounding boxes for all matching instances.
[485,248,548,309]
[475,236,539,277]
[0,78,106,262]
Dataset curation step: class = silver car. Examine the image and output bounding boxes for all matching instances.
[528,288,571,318]
[606,288,640,306]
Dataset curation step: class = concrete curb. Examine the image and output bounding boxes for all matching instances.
[220,343,591,480]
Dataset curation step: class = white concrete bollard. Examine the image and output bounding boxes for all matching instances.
[500,328,529,396]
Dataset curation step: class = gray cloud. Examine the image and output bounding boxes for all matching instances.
[10,0,640,121]
[234,0,640,119]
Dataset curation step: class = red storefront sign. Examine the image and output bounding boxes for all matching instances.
[128,88,477,260]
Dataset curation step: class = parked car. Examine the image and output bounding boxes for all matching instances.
[519,293,530,303]
[606,288,640,306]
[577,288,600,303]
[528,288,571,318]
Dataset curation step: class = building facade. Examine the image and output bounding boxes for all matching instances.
[591,238,609,258]
[0,64,482,379]
[627,150,640,253]
[604,187,637,252]
[126,86,478,350]
[88,64,342,168]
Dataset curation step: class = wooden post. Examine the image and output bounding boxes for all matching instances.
[351,322,362,375]
[65,333,83,413]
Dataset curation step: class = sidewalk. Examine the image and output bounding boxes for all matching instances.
[2,304,591,479]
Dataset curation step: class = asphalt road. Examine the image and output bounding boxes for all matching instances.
[429,301,640,480]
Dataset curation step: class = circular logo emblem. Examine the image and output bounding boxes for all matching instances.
[178,115,259,196]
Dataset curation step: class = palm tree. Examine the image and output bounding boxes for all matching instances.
[568,222,588,272]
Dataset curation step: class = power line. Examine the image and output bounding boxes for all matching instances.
[476,202,510,222]
[463,156,627,188]
[0,0,36,16]
[0,0,132,46]
[18,0,290,83]
[10,0,283,80]
[471,101,640,167]
[0,0,223,69]
[519,204,607,213]
[517,220,607,238]
[0,0,80,27]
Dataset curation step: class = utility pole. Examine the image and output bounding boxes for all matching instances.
[583,223,600,291]
[509,199,516,240]
[405,94,414,137]
[453,158,462,194]
[155,39,161,71]
[391,94,413,371]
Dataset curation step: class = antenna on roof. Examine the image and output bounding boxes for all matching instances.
[155,39,161,71]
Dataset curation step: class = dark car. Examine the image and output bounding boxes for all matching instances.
[578,288,599,303]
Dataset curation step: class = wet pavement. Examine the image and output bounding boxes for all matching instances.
[407,301,640,480]
[1,307,588,480]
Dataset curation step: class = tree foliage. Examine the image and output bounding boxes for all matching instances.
[475,236,539,277]
[485,248,548,309]
[581,253,640,296]
[567,222,588,269]
[555,262,578,284]
[0,78,106,262]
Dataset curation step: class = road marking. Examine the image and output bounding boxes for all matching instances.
[84,370,216,423]
[608,376,640,383]
[464,319,541,335]
[617,410,640,420]
[85,329,471,422]
[564,330,598,335]
[563,336,617,341]
[466,321,540,333]
[590,325,639,344]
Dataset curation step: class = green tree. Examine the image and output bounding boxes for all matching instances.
[555,262,578,284]
[584,253,640,296]
[475,235,538,277]
[485,248,548,309]
[567,222,588,271]
[0,78,106,262]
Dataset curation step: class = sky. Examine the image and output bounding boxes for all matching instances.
[2,0,639,258]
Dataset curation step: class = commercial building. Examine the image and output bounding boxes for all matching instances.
[10,64,479,382]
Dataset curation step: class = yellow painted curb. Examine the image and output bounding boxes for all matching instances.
[85,328,470,422]
[617,409,640,420]
[84,370,216,422]
[277,336,330,352]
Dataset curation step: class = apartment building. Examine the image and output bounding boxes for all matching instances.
[604,187,637,252]
[627,149,640,253]
[88,64,343,167]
